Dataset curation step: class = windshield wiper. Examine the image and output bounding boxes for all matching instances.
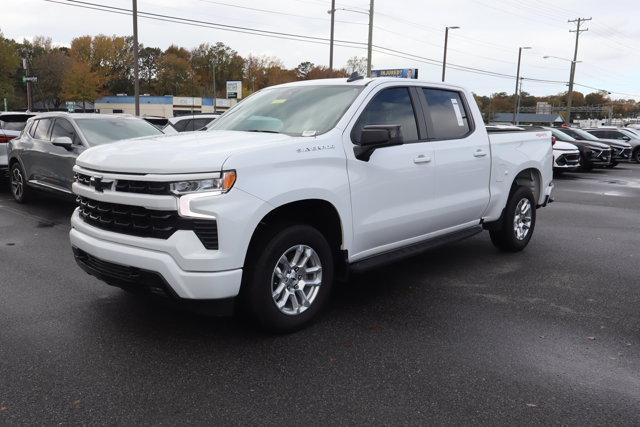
[245,129,280,134]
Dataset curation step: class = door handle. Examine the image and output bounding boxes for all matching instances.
[413,154,432,164]
[473,149,487,158]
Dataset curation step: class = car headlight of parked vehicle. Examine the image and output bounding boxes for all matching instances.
[170,171,237,196]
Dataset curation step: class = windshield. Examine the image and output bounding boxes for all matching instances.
[207,85,363,136]
[75,118,162,145]
[620,129,640,139]
[550,128,575,142]
[568,128,599,141]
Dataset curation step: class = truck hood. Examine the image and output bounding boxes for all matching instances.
[76,130,291,174]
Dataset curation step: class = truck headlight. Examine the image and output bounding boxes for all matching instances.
[170,171,236,195]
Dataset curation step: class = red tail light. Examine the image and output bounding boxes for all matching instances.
[0,135,14,143]
[551,135,557,146]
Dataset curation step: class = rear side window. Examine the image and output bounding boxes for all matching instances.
[173,119,190,132]
[191,118,212,130]
[51,119,80,145]
[353,87,419,143]
[422,89,471,139]
[28,120,39,137]
[32,119,53,140]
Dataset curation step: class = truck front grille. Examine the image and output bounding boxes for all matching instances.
[76,196,218,249]
[115,180,170,195]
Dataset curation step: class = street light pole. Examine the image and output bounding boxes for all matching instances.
[329,0,335,71]
[366,0,374,77]
[513,46,530,125]
[132,0,140,116]
[441,26,459,82]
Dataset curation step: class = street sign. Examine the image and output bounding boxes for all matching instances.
[226,81,242,99]
[22,76,38,83]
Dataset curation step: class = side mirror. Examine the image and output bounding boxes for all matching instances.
[52,136,73,150]
[622,136,631,141]
[354,125,403,161]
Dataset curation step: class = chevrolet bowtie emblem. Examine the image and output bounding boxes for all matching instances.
[90,176,108,193]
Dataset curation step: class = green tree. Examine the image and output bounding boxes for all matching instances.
[32,48,71,109]
[0,31,21,108]
[62,60,102,111]
[156,47,196,95]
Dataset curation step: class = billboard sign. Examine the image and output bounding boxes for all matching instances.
[226,81,242,99]
[371,69,418,79]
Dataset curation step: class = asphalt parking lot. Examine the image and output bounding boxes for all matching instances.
[1,165,639,424]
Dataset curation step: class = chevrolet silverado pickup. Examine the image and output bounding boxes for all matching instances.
[69,77,554,332]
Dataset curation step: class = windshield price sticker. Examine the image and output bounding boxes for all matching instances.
[271,99,287,104]
[451,98,464,127]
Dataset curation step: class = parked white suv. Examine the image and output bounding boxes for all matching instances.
[69,77,553,332]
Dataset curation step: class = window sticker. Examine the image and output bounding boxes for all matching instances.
[271,99,287,104]
[451,98,465,127]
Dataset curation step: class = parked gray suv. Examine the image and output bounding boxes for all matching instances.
[8,113,163,203]
[585,128,640,163]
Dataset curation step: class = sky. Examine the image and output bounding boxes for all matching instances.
[2,0,639,100]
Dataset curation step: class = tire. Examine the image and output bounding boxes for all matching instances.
[242,224,334,333]
[489,186,536,252]
[634,148,640,164]
[9,162,31,203]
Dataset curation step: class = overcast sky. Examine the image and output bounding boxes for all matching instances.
[3,0,639,100]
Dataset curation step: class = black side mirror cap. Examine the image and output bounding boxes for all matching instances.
[354,125,403,161]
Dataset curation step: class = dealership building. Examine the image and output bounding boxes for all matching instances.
[94,95,238,117]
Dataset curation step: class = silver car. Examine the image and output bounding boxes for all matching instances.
[7,113,163,203]
[1,112,36,178]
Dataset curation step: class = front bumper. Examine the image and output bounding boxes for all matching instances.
[70,226,242,300]
[554,151,580,169]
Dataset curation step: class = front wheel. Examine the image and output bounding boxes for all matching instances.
[634,148,640,164]
[489,186,537,252]
[242,224,334,333]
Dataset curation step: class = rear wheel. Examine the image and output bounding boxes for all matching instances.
[242,224,334,333]
[489,186,536,252]
[9,162,31,203]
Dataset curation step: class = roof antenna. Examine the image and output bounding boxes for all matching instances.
[347,72,364,82]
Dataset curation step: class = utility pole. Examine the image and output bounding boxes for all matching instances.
[515,77,524,125]
[132,0,140,116]
[441,26,460,82]
[366,0,374,77]
[513,46,530,125]
[566,17,591,124]
[23,58,32,112]
[329,0,335,71]
[212,57,217,113]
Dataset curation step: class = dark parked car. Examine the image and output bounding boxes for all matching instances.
[545,127,612,171]
[8,113,163,203]
[585,128,640,163]
[556,127,632,168]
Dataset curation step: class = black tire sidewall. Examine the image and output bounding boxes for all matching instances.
[244,224,334,333]
[501,186,537,251]
[634,148,640,163]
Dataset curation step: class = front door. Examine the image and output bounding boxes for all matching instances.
[48,118,84,191]
[345,85,437,260]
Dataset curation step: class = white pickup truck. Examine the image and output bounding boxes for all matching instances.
[69,77,553,332]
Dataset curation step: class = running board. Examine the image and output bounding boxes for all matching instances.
[28,179,73,195]
[349,226,483,274]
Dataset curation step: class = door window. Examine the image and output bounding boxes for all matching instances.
[51,119,80,145]
[173,119,190,132]
[422,89,471,139]
[353,87,419,143]
[32,118,53,140]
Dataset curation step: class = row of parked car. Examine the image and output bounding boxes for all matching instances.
[548,126,640,172]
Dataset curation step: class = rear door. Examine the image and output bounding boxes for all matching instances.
[48,118,85,191]
[419,87,490,231]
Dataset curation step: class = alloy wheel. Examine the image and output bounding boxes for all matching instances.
[513,198,532,241]
[10,166,24,200]
[271,244,323,316]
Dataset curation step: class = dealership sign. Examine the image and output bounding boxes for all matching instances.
[371,69,418,79]
[226,81,242,99]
